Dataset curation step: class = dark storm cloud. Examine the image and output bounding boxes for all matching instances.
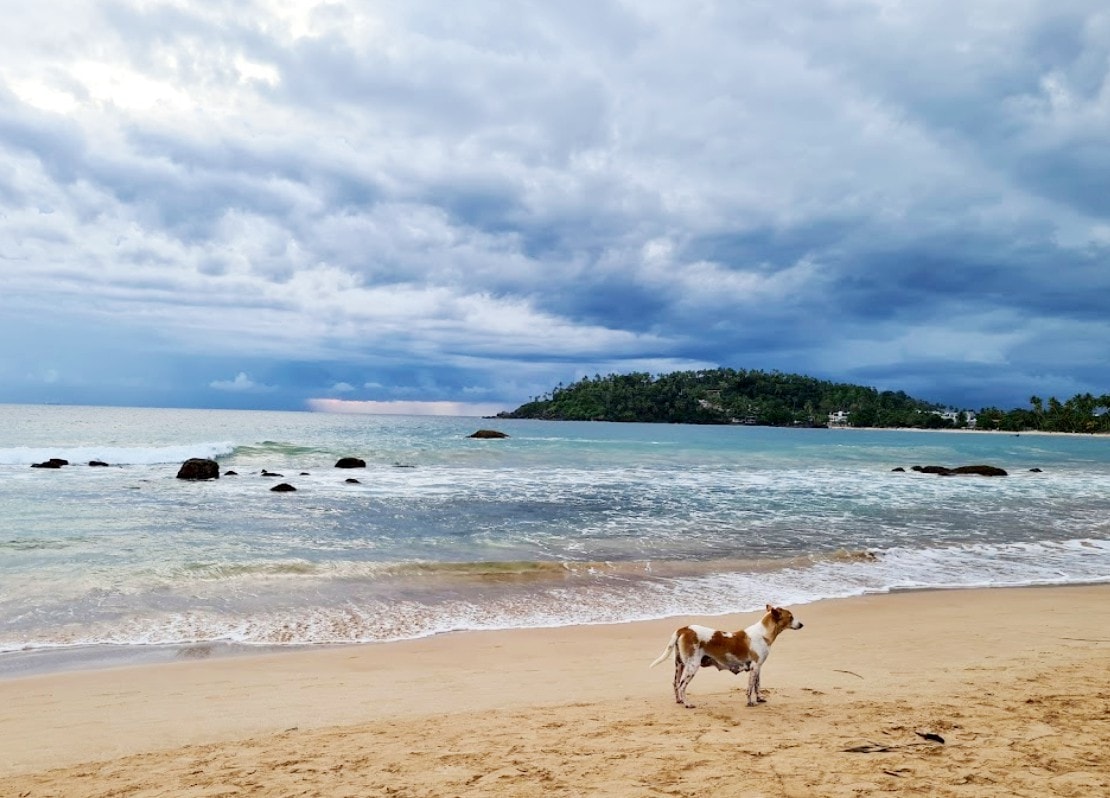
[1,1,1108,412]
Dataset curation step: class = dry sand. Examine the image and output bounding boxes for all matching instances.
[2,584,1108,797]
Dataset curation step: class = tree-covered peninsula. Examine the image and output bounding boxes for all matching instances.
[499,369,943,427]
[497,368,1110,433]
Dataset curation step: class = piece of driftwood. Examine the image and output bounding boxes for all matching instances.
[915,731,945,744]
[1060,637,1110,643]
[842,732,945,753]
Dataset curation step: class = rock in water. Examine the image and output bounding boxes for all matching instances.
[176,458,220,480]
[468,429,509,439]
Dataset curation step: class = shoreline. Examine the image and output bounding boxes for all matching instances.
[3,583,1108,795]
[4,577,1109,682]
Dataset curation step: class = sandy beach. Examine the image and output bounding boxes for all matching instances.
[2,584,1108,797]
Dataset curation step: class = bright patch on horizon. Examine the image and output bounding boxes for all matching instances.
[308,398,506,417]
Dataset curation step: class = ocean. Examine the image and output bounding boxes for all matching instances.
[2,404,1109,677]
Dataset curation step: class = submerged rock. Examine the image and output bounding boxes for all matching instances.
[31,458,69,469]
[468,429,509,439]
[909,464,1008,477]
[948,464,1008,476]
[335,457,366,468]
[270,482,297,492]
[912,465,950,475]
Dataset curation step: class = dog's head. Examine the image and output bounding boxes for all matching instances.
[765,603,804,631]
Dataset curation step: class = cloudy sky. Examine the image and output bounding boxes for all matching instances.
[2,1,1108,415]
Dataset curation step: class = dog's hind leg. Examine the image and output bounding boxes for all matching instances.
[676,659,701,708]
[672,654,684,704]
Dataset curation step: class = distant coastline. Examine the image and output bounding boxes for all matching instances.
[501,367,1110,434]
[830,425,1110,438]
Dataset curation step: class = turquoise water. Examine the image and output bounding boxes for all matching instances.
[1,404,1108,674]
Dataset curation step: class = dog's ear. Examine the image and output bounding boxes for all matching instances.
[765,603,774,613]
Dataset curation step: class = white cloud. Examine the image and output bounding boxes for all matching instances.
[209,372,271,392]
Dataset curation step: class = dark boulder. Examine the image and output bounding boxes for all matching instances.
[910,464,1007,477]
[270,482,297,492]
[176,458,220,480]
[88,460,110,467]
[891,467,905,472]
[224,470,238,476]
[948,465,1008,477]
[345,478,361,484]
[31,458,69,469]
[1029,468,1043,473]
[335,457,366,469]
[468,429,509,439]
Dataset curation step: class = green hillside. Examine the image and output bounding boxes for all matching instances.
[497,368,950,428]
[500,369,1110,432]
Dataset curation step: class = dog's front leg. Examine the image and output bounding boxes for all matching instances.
[746,663,762,706]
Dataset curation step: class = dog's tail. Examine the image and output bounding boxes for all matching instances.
[649,631,678,668]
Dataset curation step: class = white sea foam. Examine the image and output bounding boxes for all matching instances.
[2,538,1106,654]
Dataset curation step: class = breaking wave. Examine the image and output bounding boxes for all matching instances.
[0,442,236,466]
[2,538,1106,655]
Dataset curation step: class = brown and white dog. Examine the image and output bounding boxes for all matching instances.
[650,604,803,708]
